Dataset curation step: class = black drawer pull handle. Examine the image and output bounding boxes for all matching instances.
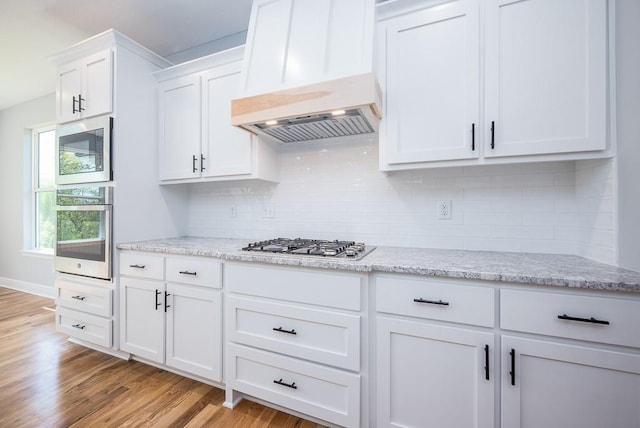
[179,270,197,276]
[72,323,86,330]
[484,344,490,381]
[413,298,449,306]
[557,314,610,325]
[273,327,297,335]
[129,264,145,269]
[509,348,516,386]
[71,295,86,301]
[273,378,297,389]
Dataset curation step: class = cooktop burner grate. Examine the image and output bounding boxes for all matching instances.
[242,238,374,260]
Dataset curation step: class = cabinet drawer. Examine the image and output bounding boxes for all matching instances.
[120,252,164,280]
[501,289,640,348]
[56,307,112,348]
[226,263,362,311]
[55,279,112,317]
[228,296,360,371]
[376,275,495,327]
[166,256,222,288]
[228,343,360,428]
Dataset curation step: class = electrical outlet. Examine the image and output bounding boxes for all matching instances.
[230,205,237,218]
[262,204,274,218]
[438,200,452,220]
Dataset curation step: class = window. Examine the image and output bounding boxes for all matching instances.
[31,126,56,252]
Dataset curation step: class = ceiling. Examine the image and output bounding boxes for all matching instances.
[0,0,254,112]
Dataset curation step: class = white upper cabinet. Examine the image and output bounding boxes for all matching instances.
[380,0,480,164]
[484,0,607,157]
[378,0,611,170]
[239,0,375,96]
[56,48,113,123]
[155,46,278,183]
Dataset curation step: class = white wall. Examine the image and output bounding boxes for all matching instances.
[616,0,640,271]
[0,94,56,296]
[187,135,616,263]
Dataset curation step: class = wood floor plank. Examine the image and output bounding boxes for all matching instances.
[0,287,326,428]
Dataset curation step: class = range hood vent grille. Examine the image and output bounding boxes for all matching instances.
[254,109,374,143]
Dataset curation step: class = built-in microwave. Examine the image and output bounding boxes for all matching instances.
[55,186,113,280]
[56,115,113,185]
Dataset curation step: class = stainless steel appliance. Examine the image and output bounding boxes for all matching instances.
[56,115,113,185]
[55,186,113,280]
[242,238,374,260]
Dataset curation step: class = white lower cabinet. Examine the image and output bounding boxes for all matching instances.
[501,335,640,428]
[55,275,114,348]
[119,252,222,383]
[225,262,364,427]
[500,288,640,428]
[375,274,496,428]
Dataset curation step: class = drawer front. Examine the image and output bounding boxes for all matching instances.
[56,279,112,317]
[228,296,360,371]
[501,288,640,348]
[56,307,112,348]
[166,256,222,288]
[120,252,164,280]
[228,344,360,428]
[226,263,362,311]
[376,275,495,327]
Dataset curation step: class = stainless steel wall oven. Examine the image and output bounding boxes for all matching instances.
[55,186,113,280]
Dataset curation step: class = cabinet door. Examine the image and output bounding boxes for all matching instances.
[158,74,201,180]
[380,0,480,164]
[484,0,607,157]
[377,317,495,428]
[201,62,252,178]
[81,48,113,119]
[165,283,222,381]
[57,60,82,123]
[119,277,165,363]
[502,335,640,428]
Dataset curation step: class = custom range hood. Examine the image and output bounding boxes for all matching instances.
[231,0,381,143]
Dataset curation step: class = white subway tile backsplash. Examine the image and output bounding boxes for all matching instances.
[186,136,616,264]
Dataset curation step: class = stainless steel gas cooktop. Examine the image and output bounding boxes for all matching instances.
[242,238,375,260]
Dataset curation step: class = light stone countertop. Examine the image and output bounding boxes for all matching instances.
[117,236,640,293]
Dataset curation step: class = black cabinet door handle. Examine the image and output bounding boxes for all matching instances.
[164,291,171,312]
[509,348,516,386]
[413,298,449,306]
[78,94,85,112]
[273,327,297,335]
[484,344,490,381]
[72,95,78,113]
[155,289,161,310]
[192,155,198,173]
[200,154,206,172]
[273,378,297,389]
[179,270,197,276]
[490,121,495,149]
[557,314,610,325]
[471,123,475,151]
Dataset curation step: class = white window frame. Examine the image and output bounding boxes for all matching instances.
[26,124,57,255]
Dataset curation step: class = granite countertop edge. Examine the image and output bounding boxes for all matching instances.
[117,237,640,293]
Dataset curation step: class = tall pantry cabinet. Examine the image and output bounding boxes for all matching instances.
[50,30,188,353]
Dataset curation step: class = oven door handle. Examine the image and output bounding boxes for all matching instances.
[56,205,110,211]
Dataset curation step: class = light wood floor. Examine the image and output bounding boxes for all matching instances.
[0,287,325,428]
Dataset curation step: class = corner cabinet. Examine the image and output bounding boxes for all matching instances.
[155,46,278,184]
[55,48,113,123]
[375,274,496,428]
[378,0,611,170]
[119,252,223,383]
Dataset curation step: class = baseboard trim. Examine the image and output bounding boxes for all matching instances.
[0,277,54,299]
